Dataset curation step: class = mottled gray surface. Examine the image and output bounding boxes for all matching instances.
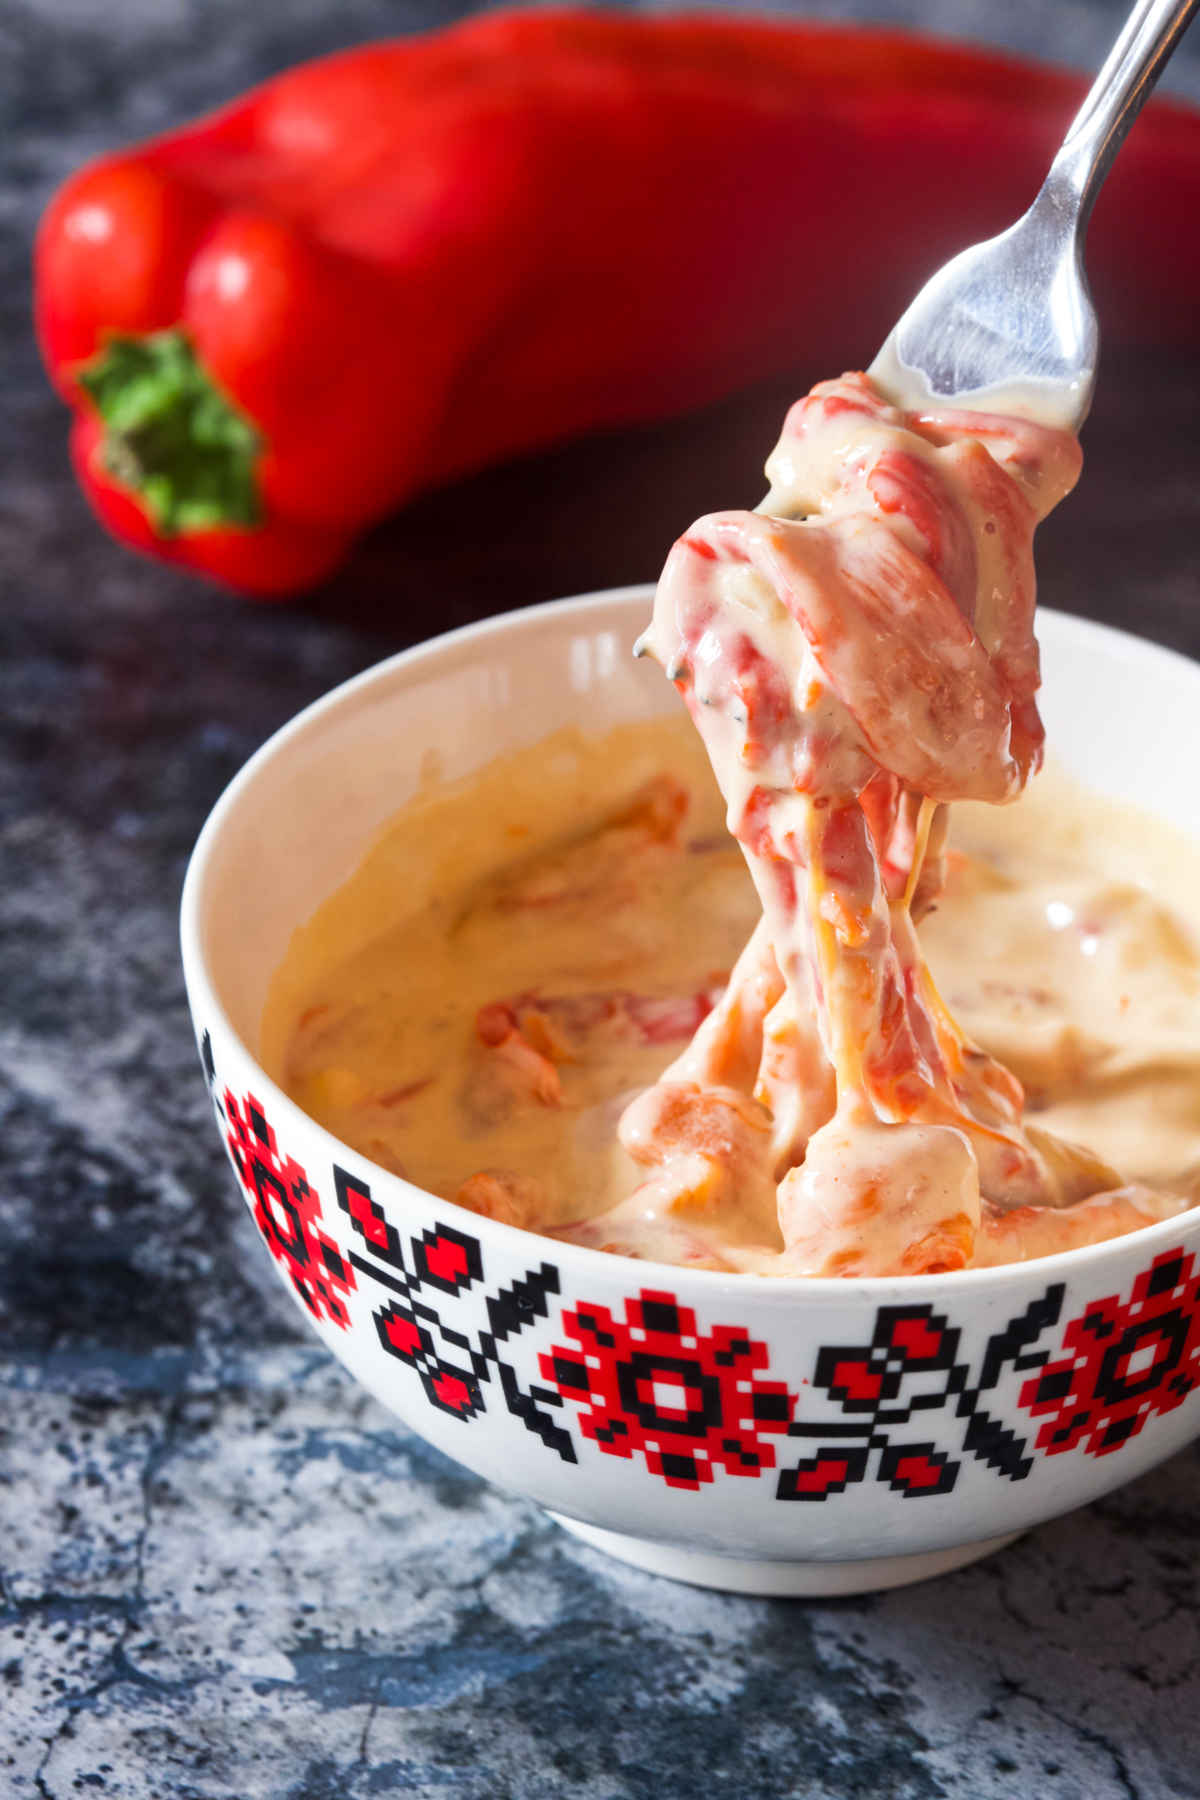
[3,2,1200,1796]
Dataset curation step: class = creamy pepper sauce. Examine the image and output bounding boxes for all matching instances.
[269,370,1198,1274]
[266,725,1200,1274]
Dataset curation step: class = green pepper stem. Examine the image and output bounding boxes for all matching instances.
[78,329,261,536]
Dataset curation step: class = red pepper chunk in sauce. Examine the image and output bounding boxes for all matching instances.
[560,371,1181,1276]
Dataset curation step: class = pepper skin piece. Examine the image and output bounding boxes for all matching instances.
[34,9,1200,597]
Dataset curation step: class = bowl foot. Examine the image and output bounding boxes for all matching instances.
[550,1514,1022,1596]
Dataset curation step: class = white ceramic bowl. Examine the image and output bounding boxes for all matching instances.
[181,588,1200,1595]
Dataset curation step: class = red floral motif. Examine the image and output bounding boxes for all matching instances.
[539,1289,795,1490]
[1020,1248,1200,1458]
[225,1090,356,1329]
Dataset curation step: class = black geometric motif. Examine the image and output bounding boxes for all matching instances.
[1099,1314,1190,1404]
[485,1264,561,1342]
[336,1164,407,1269]
[777,1445,869,1501]
[617,1352,721,1438]
[877,1440,956,1497]
[955,1286,1065,1480]
[253,1161,307,1264]
[779,1288,1065,1501]
[412,1224,483,1295]
[479,1263,574,1461]
[783,1306,964,1499]
[1146,1255,1183,1296]
[492,1359,576,1463]
[332,1164,578,1462]
[375,1298,487,1421]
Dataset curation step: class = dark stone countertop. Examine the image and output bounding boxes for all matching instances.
[3,3,1199,1796]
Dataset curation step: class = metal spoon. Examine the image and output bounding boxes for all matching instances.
[870,0,1198,431]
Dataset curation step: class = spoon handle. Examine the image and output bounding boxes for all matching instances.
[1049,0,1199,223]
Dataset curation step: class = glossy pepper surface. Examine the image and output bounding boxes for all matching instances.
[35,8,1200,597]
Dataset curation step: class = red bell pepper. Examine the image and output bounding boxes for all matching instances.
[34,8,1200,598]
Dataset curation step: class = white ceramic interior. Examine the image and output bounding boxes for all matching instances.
[181,589,1200,1595]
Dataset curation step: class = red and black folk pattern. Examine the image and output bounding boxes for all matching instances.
[373,1294,487,1421]
[781,1305,964,1500]
[223,1088,356,1329]
[1020,1247,1200,1457]
[334,1163,491,1422]
[205,1034,1200,1495]
[540,1290,795,1490]
[779,1287,1069,1500]
[334,1162,576,1451]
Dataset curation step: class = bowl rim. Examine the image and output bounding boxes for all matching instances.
[181,585,1200,1301]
